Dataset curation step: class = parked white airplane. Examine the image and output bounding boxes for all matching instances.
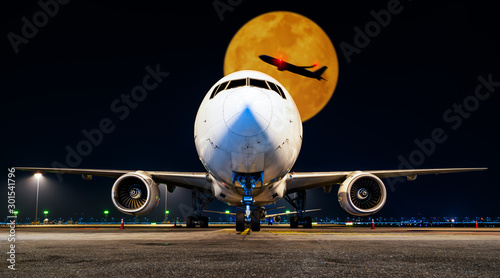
[17,70,486,231]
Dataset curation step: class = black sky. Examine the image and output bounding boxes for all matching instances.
[2,0,499,221]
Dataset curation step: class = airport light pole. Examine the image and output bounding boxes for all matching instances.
[34,172,41,223]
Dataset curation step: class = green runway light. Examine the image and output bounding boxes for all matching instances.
[165,210,170,214]
[43,210,49,215]
[13,211,19,215]
[225,210,230,214]
[286,210,291,214]
[104,210,109,214]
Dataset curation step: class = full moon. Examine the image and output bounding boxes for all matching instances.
[224,11,339,122]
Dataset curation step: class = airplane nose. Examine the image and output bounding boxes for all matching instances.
[223,87,272,136]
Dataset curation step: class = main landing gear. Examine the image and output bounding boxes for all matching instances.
[284,191,312,228]
[234,171,263,232]
[186,191,213,228]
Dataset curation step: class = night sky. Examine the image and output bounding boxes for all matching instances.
[2,0,499,222]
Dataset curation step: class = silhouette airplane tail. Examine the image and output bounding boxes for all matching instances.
[314,66,328,80]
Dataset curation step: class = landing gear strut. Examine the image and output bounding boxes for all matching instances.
[234,171,263,232]
[186,191,213,228]
[284,191,312,228]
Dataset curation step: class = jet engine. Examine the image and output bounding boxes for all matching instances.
[111,171,160,215]
[259,208,267,220]
[337,172,387,216]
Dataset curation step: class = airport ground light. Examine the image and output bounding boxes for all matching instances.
[2,216,499,228]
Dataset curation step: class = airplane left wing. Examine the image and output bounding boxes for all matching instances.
[285,168,487,194]
[14,167,212,193]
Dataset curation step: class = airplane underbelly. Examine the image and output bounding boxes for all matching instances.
[212,178,287,206]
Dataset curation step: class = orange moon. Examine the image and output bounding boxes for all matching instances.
[224,11,339,122]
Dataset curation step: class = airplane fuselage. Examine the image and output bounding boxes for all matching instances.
[194,70,302,206]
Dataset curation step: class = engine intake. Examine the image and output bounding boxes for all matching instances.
[338,172,387,216]
[111,171,159,215]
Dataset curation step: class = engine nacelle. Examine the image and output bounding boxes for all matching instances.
[338,172,387,216]
[259,208,267,220]
[274,215,281,223]
[111,171,160,215]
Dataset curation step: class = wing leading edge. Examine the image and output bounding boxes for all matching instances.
[285,168,487,194]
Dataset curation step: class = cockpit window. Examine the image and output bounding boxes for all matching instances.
[210,84,220,99]
[210,78,286,100]
[267,81,286,99]
[249,78,269,90]
[210,81,228,99]
[225,78,247,90]
[276,84,286,99]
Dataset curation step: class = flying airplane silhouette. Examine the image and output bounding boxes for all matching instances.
[259,55,327,81]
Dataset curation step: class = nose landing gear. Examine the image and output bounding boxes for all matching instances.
[236,208,261,232]
[233,171,263,232]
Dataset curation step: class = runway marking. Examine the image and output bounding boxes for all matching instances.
[240,228,251,236]
[217,228,235,233]
[224,228,500,237]
[262,230,500,238]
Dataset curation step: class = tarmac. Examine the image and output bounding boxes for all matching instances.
[1,224,500,277]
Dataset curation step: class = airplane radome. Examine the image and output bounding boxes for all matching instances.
[16,70,486,232]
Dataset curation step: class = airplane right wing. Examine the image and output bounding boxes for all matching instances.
[14,167,213,193]
[14,166,214,215]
